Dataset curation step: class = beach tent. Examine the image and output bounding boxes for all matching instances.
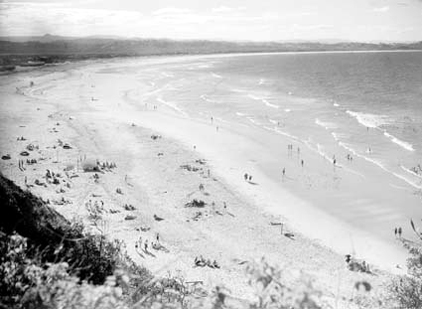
[81,159,100,172]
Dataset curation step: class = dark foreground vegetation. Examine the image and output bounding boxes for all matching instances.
[0,172,421,308]
[388,219,422,309]
[1,36,421,71]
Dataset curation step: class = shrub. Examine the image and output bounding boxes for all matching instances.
[245,258,323,309]
[21,262,129,309]
[389,219,422,308]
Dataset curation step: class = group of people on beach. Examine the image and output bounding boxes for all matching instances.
[136,233,162,256]
[194,255,220,269]
[18,159,26,171]
[99,161,117,170]
[394,227,403,238]
[287,144,299,156]
[244,173,253,182]
[345,254,371,273]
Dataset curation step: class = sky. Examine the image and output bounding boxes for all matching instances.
[0,0,422,42]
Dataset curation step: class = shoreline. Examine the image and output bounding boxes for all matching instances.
[108,108,410,273]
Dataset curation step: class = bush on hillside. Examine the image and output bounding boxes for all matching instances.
[389,220,422,309]
[0,174,152,308]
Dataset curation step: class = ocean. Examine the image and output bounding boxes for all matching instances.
[147,51,422,186]
[214,51,422,187]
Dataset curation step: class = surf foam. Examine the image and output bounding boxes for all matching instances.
[383,132,414,152]
[346,110,390,128]
[315,118,338,130]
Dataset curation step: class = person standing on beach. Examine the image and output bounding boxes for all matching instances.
[394,227,397,238]
[244,173,248,181]
[301,160,304,167]
[249,175,252,182]
[398,227,402,238]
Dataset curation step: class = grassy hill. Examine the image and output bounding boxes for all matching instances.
[0,36,421,69]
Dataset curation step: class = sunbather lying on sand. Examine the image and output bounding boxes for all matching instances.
[194,256,220,269]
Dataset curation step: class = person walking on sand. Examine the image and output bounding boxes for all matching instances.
[394,227,397,238]
[244,173,248,181]
[398,227,402,238]
[249,175,252,182]
[144,239,149,252]
[301,160,304,167]
[282,168,286,177]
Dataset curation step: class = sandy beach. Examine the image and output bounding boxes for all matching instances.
[0,55,410,307]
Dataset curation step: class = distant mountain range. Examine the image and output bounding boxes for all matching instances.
[0,35,421,69]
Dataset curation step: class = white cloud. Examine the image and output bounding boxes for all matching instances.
[211,6,246,13]
[373,6,390,12]
[152,7,192,16]
[306,24,334,30]
[0,2,144,36]
[0,1,421,42]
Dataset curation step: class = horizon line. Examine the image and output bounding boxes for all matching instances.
[0,34,421,45]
